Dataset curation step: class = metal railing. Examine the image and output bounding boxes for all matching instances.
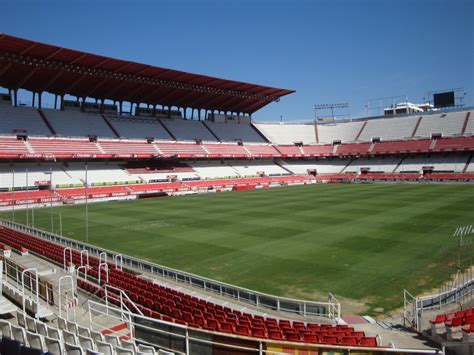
[0,218,340,319]
[87,299,440,355]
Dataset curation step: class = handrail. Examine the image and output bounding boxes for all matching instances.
[21,267,39,318]
[87,299,440,354]
[0,219,339,318]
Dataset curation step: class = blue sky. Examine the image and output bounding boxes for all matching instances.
[1,0,473,121]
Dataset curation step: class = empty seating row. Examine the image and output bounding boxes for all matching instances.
[0,227,379,347]
[1,136,473,159]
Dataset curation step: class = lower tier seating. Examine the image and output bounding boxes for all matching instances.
[0,227,380,347]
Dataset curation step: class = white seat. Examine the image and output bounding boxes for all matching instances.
[104,333,120,347]
[57,316,68,331]
[47,324,63,340]
[116,345,136,354]
[138,344,157,354]
[26,330,47,351]
[36,321,48,337]
[90,329,104,342]
[121,340,138,352]
[67,319,79,334]
[158,350,174,355]
[63,329,79,345]
[78,324,91,337]
[65,342,86,355]
[0,319,12,338]
[26,316,37,332]
[11,324,28,345]
[45,335,64,355]
[78,334,96,351]
[96,340,114,355]
[16,310,26,328]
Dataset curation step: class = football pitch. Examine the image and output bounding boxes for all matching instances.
[2,183,473,315]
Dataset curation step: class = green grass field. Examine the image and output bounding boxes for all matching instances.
[2,183,473,315]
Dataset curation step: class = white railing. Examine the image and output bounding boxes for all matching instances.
[0,218,340,319]
[87,299,439,354]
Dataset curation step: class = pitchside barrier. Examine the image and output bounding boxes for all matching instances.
[404,225,474,331]
[0,218,339,319]
[87,299,439,355]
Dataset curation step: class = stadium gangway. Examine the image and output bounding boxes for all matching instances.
[86,299,440,354]
[0,218,341,320]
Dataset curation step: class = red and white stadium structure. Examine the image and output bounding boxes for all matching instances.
[0,34,472,354]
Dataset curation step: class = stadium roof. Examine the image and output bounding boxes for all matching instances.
[0,34,294,114]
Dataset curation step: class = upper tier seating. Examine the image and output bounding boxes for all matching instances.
[317,121,365,144]
[28,138,102,157]
[254,123,316,145]
[205,120,265,143]
[415,111,468,138]
[358,116,417,141]
[156,142,207,157]
[0,137,29,156]
[160,118,217,142]
[0,103,52,136]
[107,116,173,140]
[42,109,115,138]
[0,226,379,347]
[464,112,474,135]
[203,143,249,157]
[99,140,158,156]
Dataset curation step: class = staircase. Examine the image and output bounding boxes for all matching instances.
[354,121,367,141]
[339,158,354,174]
[274,159,294,174]
[392,156,407,173]
[461,111,471,135]
[101,115,120,138]
[462,154,472,173]
[157,119,177,140]
[37,109,57,135]
[24,140,35,154]
[411,116,423,138]
[202,121,221,141]
[429,139,437,150]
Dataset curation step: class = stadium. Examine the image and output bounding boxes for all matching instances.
[0,10,473,355]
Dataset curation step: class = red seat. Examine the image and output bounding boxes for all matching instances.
[268,331,285,341]
[430,314,446,324]
[303,334,319,343]
[251,328,266,338]
[340,336,358,346]
[359,337,378,347]
[285,333,301,342]
[322,336,338,345]
[234,325,250,336]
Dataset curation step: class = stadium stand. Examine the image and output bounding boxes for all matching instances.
[317,121,365,144]
[358,115,417,141]
[0,226,380,347]
[254,123,316,145]
[99,139,158,157]
[160,118,218,142]
[107,116,174,140]
[204,120,265,143]
[281,159,347,174]
[203,143,249,157]
[415,111,468,138]
[0,102,52,136]
[395,153,469,173]
[0,137,30,157]
[42,109,115,138]
[344,157,402,173]
[28,138,102,157]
